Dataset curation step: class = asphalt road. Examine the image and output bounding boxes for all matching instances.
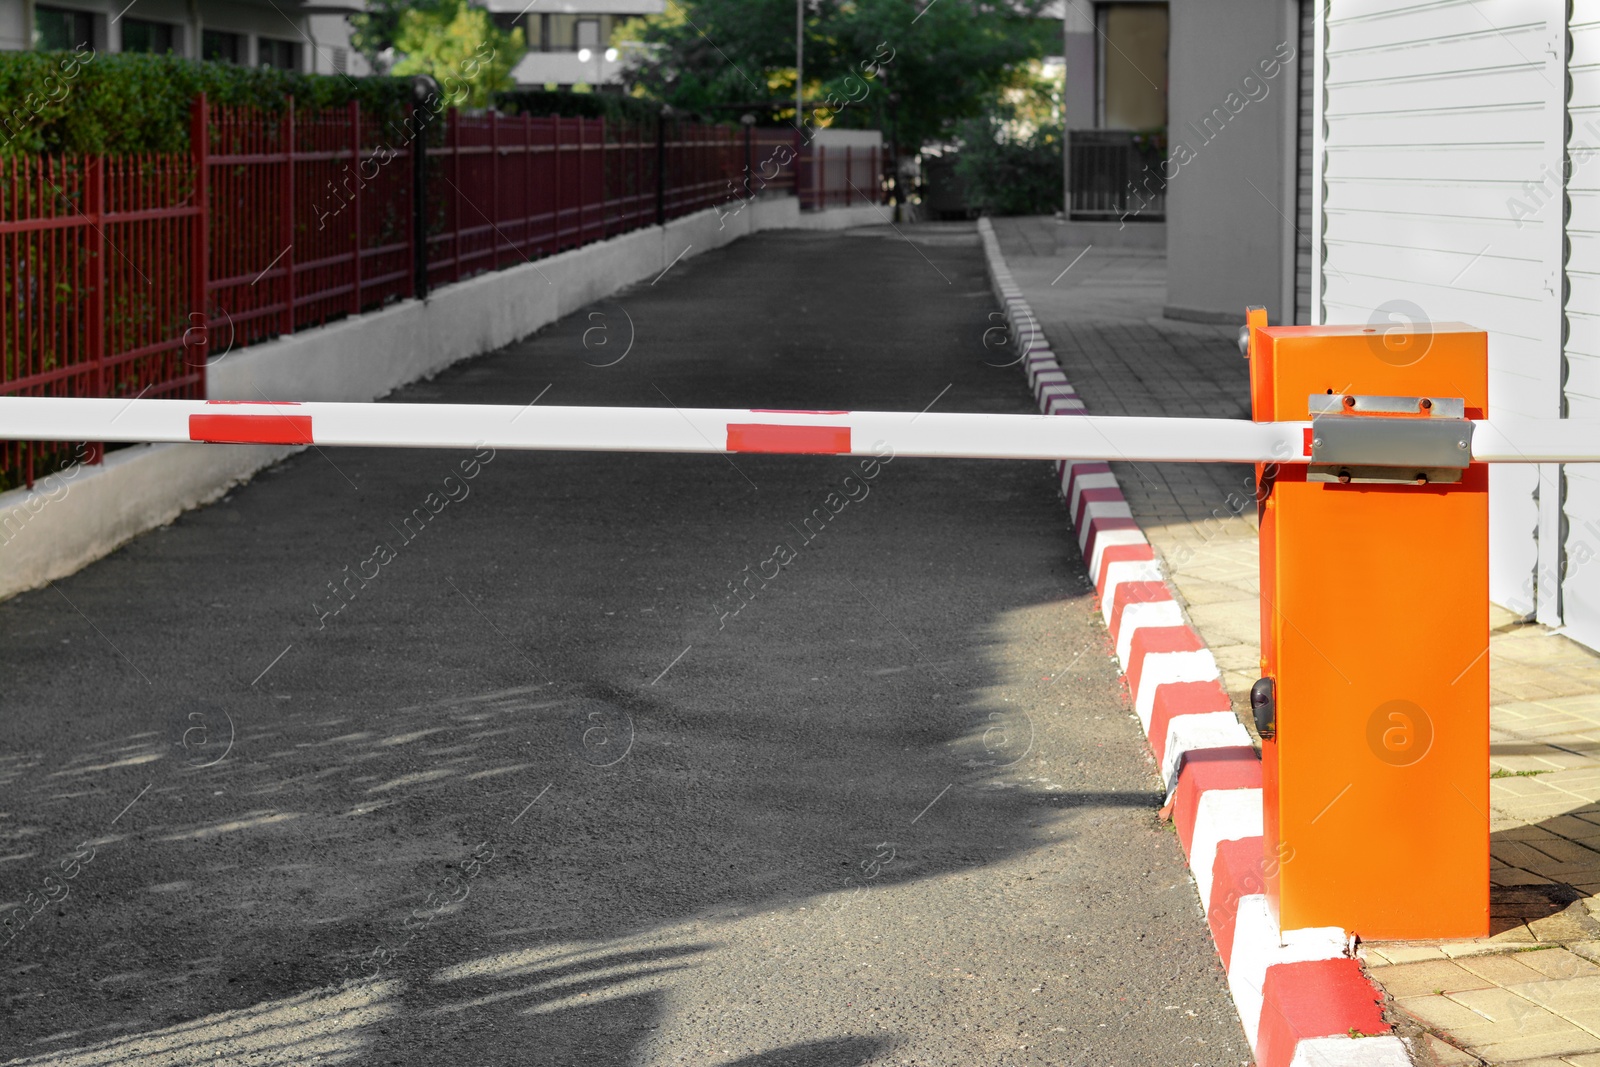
[0,224,1249,1066]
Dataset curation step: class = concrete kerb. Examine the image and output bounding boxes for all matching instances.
[974,217,1416,1067]
[0,199,885,603]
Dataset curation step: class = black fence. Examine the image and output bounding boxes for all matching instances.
[1068,130,1165,222]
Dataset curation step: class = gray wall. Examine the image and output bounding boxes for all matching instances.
[1164,0,1297,323]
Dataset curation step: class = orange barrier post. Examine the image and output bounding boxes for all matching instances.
[1247,310,1490,940]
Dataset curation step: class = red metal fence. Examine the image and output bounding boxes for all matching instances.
[746,132,884,212]
[0,96,884,490]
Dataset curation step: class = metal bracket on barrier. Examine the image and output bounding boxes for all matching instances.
[1307,394,1473,485]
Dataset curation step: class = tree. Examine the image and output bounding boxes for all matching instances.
[349,0,449,75]
[617,0,1053,153]
[389,0,526,109]
[952,56,1064,215]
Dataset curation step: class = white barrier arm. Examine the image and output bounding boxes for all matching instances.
[0,398,1592,464]
[1469,416,1600,464]
[0,398,1313,465]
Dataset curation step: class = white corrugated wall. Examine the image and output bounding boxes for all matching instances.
[1313,0,1566,623]
[1294,0,1314,324]
[1563,13,1600,648]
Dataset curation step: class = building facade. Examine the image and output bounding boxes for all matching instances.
[1064,0,1597,648]
[484,0,663,91]
[0,0,366,75]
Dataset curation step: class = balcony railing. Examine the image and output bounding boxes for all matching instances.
[1068,129,1166,222]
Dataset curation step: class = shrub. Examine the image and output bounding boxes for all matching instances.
[952,115,1063,216]
[0,51,413,157]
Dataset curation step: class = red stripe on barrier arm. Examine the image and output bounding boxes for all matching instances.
[726,424,851,454]
[189,413,314,445]
[1302,427,1313,456]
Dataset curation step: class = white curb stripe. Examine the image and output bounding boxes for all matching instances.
[1289,1036,1413,1067]
[1078,501,1135,554]
[1101,558,1164,624]
[1070,472,1122,528]
[1088,528,1150,587]
[1191,789,1264,911]
[1161,713,1255,791]
[1228,900,1346,1047]
[1115,601,1185,665]
[1134,649,1222,729]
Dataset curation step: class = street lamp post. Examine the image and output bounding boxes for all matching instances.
[794,0,804,132]
[740,111,756,191]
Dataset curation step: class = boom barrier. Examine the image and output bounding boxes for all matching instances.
[5,314,1599,942]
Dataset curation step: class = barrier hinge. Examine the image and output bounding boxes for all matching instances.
[1307,394,1473,485]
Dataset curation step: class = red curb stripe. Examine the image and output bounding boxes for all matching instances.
[1107,581,1172,642]
[1082,516,1141,572]
[1209,836,1267,969]
[1095,542,1156,594]
[726,424,851,454]
[1149,679,1234,766]
[1172,746,1261,855]
[1068,466,1116,514]
[188,413,314,445]
[1126,625,1206,699]
[1074,485,1127,531]
[1256,959,1391,1067]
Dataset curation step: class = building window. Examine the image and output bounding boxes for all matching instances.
[574,18,600,50]
[121,18,177,54]
[258,37,300,70]
[33,6,94,51]
[539,13,550,52]
[1095,2,1168,130]
[332,46,348,74]
[202,28,243,64]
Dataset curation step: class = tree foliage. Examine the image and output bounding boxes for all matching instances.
[616,0,1053,150]
[350,0,451,75]
[391,0,526,110]
[951,56,1064,215]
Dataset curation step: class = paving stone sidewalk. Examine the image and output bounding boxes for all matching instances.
[991,215,1600,1067]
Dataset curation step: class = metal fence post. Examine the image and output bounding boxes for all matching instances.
[489,108,500,268]
[190,94,210,397]
[349,98,362,316]
[655,112,667,226]
[280,97,295,336]
[86,153,105,466]
[451,108,462,283]
[412,102,428,301]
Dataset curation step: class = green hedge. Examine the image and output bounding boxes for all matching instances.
[0,53,727,158]
[0,51,414,157]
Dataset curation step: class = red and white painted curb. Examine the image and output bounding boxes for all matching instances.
[976,219,1410,1067]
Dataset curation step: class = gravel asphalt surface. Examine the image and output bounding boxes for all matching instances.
[0,224,1249,1066]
